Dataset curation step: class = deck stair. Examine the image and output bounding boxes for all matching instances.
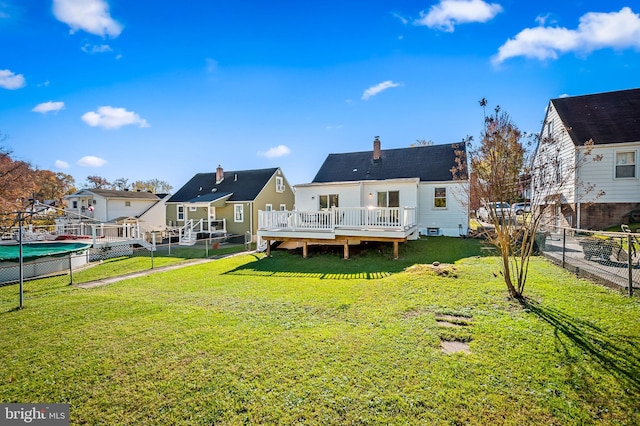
[179,219,202,246]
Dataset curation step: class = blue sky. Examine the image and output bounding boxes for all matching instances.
[2,0,640,190]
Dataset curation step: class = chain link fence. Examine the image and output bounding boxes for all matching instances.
[0,237,249,308]
[541,227,640,296]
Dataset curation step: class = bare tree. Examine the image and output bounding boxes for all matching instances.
[85,175,110,189]
[411,139,435,147]
[453,101,602,299]
[111,177,129,191]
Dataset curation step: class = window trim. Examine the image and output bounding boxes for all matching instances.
[434,187,447,209]
[265,204,273,212]
[377,190,400,208]
[177,205,184,221]
[319,194,339,210]
[280,204,287,211]
[276,176,285,193]
[614,150,637,179]
[234,204,244,222]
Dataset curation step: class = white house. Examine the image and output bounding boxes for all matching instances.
[63,189,169,230]
[533,88,640,230]
[258,137,469,258]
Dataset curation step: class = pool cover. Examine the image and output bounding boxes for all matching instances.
[0,242,92,261]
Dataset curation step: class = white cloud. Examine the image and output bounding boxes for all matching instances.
[81,106,150,129]
[392,12,409,25]
[0,69,26,89]
[205,58,218,73]
[494,7,640,63]
[53,0,123,37]
[260,145,291,158]
[32,101,65,114]
[54,160,70,169]
[81,43,113,54]
[77,156,107,167]
[415,0,503,32]
[362,80,401,100]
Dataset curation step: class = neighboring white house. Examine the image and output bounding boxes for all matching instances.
[258,137,469,258]
[63,189,169,231]
[533,88,640,230]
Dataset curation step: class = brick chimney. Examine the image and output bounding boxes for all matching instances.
[373,136,381,160]
[216,165,224,184]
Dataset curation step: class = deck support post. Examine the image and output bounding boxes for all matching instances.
[303,241,308,258]
[393,241,399,260]
[344,242,349,259]
[266,240,271,257]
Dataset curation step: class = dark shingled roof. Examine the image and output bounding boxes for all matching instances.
[312,142,466,183]
[551,88,640,146]
[168,168,279,203]
[83,189,160,200]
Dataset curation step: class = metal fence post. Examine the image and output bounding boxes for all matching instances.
[68,253,73,285]
[562,228,566,269]
[628,234,633,297]
[206,239,209,258]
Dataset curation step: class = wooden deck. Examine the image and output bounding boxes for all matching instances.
[257,207,418,259]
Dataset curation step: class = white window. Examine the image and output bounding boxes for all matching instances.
[265,204,273,212]
[319,194,339,209]
[377,191,399,208]
[234,204,244,222]
[276,176,285,193]
[554,159,563,184]
[616,151,636,178]
[434,187,446,208]
[280,204,287,211]
[177,205,184,221]
[189,206,197,212]
[72,201,78,209]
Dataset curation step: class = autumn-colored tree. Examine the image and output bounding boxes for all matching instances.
[131,179,173,194]
[0,147,37,232]
[85,175,110,189]
[55,172,76,196]
[454,101,601,299]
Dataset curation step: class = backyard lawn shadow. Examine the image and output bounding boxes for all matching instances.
[225,238,486,279]
[524,298,640,395]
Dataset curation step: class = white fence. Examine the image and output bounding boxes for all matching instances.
[258,207,417,232]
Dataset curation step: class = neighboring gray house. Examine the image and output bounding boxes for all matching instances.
[533,88,640,230]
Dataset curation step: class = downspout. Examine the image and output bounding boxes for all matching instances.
[250,201,254,243]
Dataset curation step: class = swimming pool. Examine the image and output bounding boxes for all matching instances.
[0,242,92,283]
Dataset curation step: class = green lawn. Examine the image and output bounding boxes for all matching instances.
[1,238,639,425]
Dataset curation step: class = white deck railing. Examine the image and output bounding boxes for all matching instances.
[258,207,416,232]
[91,223,143,245]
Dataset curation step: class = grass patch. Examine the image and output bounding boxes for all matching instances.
[1,238,639,424]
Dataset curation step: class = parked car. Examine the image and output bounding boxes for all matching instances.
[477,202,512,222]
[512,202,531,215]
